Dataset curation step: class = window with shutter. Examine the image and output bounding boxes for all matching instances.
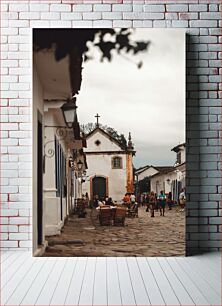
[112,156,122,169]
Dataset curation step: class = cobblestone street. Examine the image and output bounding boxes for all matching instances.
[43,206,185,257]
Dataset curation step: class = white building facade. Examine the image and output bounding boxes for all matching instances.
[150,143,186,201]
[82,127,135,203]
[135,166,159,182]
[33,47,86,255]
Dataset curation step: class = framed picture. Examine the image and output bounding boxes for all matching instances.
[33,28,185,257]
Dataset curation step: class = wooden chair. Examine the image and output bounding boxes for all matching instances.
[75,199,86,217]
[99,208,112,226]
[114,207,127,226]
[116,204,124,208]
[127,203,138,218]
[122,202,130,209]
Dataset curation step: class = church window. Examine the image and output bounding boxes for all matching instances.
[112,156,122,169]
[176,152,181,164]
[95,140,101,146]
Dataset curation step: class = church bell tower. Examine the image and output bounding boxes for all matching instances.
[126,132,135,193]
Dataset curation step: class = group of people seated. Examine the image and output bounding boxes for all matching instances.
[122,193,136,205]
[122,192,139,212]
[92,193,138,212]
[93,195,115,208]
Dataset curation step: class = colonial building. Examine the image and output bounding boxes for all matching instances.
[135,165,159,182]
[82,117,135,203]
[150,143,186,200]
[33,44,86,255]
[149,167,175,195]
[170,143,186,200]
[135,165,173,193]
[43,104,87,237]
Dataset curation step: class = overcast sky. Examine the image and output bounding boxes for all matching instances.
[77,29,185,168]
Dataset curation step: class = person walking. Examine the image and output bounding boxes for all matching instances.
[145,193,150,212]
[158,190,166,216]
[140,193,146,206]
[154,193,158,211]
[85,192,89,207]
[179,188,186,212]
[149,191,156,217]
[136,193,141,206]
[167,191,173,210]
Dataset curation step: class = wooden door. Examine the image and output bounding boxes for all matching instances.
[92,177,107,200]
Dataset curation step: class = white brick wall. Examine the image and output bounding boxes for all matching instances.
[0,0,221,255]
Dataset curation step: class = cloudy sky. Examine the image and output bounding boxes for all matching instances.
[77,29,185,168]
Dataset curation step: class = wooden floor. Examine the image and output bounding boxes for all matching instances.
[1,251,221,305]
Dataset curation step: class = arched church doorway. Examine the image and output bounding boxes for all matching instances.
[92,176,108,200]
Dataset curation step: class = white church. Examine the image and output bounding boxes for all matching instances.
[82,114,135,203]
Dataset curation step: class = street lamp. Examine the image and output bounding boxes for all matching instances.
[61,98,77,128]
[77,160,83,171]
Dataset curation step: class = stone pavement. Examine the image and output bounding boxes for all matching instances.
[43,206,185,257]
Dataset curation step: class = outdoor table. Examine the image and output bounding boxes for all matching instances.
[96,206,117,225]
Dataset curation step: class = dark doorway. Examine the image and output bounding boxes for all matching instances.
[55,138,65,221]
[92,176,107,200]
[37,115,43,245]
[60,146,63,221]
[137,176,151,194]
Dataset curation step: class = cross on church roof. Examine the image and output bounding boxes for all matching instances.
[95,113,100,127]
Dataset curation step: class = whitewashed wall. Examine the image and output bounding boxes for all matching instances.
[83,130,127,202]
[0,0,221,255]
[83,154,127,201]
[137,167,159,181]
[180,147,185,164]
[43,109,68,238]
[85,129,123,153]
[150,171,178,195]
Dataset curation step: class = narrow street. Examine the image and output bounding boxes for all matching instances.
[43,206,185,257]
